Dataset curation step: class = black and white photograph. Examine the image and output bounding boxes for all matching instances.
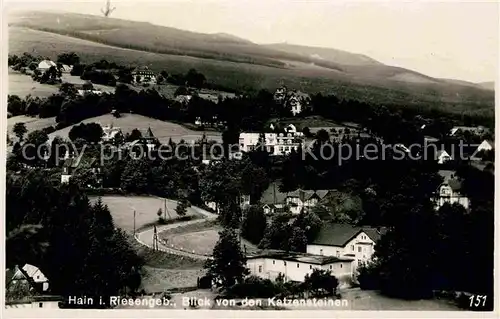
[2,0,497,314]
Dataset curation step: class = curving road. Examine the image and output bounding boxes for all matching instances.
[135,204,217,260]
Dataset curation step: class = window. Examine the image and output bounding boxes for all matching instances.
[258,266,262,273]
[39,303,43,308]
[297,263,300,268]
[319,249,323,255]
[273,260,275,265]
[329,265,332,270]
[284,261,287,266]
[310,265,312,269]
[336,251,340,257]
[358,247,362,253]
[351,245,354,251]
[340,264,343,268]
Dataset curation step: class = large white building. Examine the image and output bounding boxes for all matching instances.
[306,224,386,277]
[132,66,157,85]
[239,124,305,156]
[246,250,353,287]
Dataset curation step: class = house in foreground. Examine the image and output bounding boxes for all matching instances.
[5,264,62,308]
[246,250,353,287]
[307,223,386,276]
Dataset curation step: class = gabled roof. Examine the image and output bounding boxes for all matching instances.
[436,150,450,158]
[132,66,154,73]
[144,127,155,138]
[247,249,353,265]
[446,179,463,192]
[438,170,456,182]
[38,60,57,69]
[259,182,288,205]
[310,223,387,247]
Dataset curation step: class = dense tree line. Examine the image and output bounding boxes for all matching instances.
[6,170,143,307]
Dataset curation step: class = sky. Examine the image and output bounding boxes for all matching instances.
[6,0,499,82]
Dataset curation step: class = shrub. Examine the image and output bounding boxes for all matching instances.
[226,276,283,298]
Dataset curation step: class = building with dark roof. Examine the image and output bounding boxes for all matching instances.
[132,66,157,85]
[246,249,353,286]
[258,183,333,215]
[435,170,470,210]
[306,223,387,276]
[5,264,62,308]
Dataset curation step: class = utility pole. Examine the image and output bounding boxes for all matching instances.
[153,225,158,251]
[133,210,136,235]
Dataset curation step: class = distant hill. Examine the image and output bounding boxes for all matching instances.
[477,81,495,91]
[262,43,382,66]
[8,10,495,116]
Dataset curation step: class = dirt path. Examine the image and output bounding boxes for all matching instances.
[135,203,217,260]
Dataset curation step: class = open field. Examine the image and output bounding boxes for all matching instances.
[89,195,204,233]
[7,115,56,136]
[141,266,205,293]
[8,70,59,98]
[160,224,259,257]
[9,25,494,115]
[9,69,116,98]
[49,113,222,144]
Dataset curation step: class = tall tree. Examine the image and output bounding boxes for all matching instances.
[12,122,27,142]
[205,228,249,288]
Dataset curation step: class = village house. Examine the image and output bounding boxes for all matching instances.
[449,126,490,137]
[61,157,102,185]
[434,170,470,210]
[59,64,73,73]
[259,182,289,215]
[476,139,494,153]
[246,250,353,287]
[273,86,287,104]
[101,124,124,143]
[37,60,57,72]
[5,264,62,309]
[306,223,386,277]
[285,189,331,215]
[239,124,304,156]
[436,149,452,164]
[132,66,157,85]
[273,87,310,115]
[258,182,332,215]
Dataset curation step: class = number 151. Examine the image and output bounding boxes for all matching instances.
[469,295,487,307]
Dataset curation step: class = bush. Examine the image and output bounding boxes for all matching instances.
[226,276,283,298]
[357,261,380,290]
[198,275,212,289]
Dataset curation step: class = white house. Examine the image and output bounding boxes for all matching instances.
[246,250,353,287]
[77,89,103,96]
[476,140,494,153]
[285,189,330,215]
[434,171,470,210]
[449,126,489,137]
[132,66,157,85]
[5,264,61,308]
[37,60,57,72]
[60,64,73,73]
[436,150,452,164]
[287,95,302,115]
[239,124,304,156]
[306,224,386,276]
[102,124,123,143]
